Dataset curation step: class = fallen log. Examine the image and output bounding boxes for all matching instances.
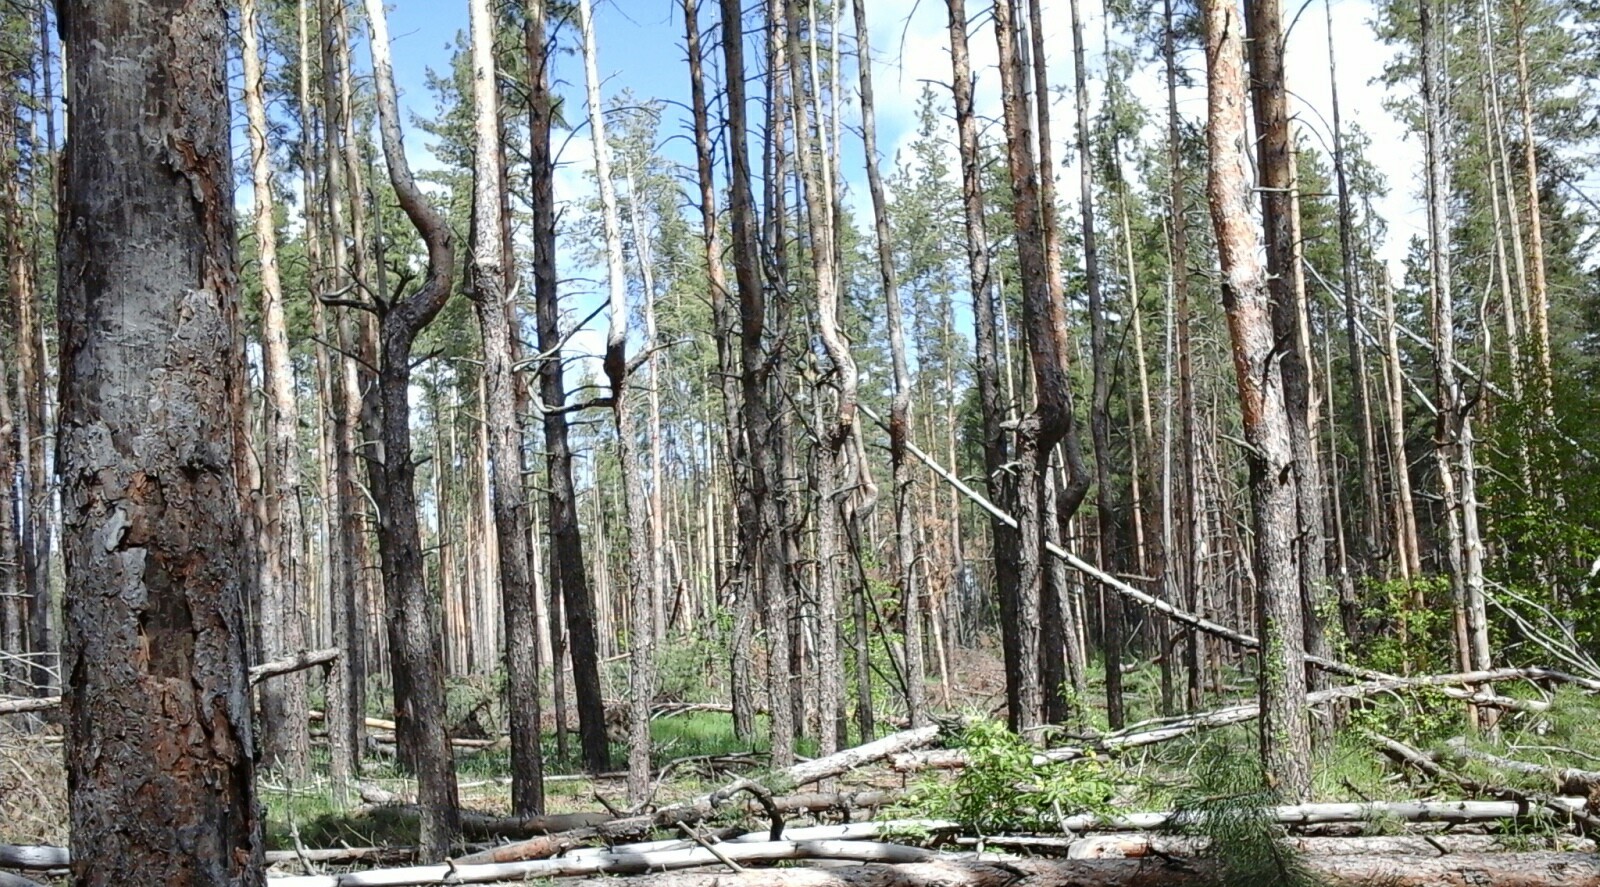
[269,840,932,887]
[560,853,1600,887]
[1366,730,1600,829]
[713,797,1589,838]
[1439,738,1600,798]
[1062,833,1597,859]
[894,668,1561,773]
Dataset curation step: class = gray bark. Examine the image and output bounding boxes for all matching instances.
[56,0,265,882]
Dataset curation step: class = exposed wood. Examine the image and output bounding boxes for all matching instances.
[251,648,340,684]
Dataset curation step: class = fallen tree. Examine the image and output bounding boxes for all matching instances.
[268,839,934,887]
[893,668,1567,772]
[558,853,1600,887]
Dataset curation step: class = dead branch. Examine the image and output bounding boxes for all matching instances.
[1438,738,1600,797]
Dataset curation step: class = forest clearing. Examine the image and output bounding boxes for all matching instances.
[2,0,1600,883]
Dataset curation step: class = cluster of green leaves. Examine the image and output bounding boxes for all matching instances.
[906,718,1114,834]
[1350,575,1455,676]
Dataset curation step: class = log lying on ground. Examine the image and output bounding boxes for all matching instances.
[2,648,342,716]
[1439,738,1600,797]
[270,840,932,887]
[1366,731,1600,830]
[562,853,1600,887]
[1061,833,1597,859]
[894,668,1562,773]
[710,797,1589,840]
[457,725,940,852]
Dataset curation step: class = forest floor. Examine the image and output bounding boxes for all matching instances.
[4,641,1600,885]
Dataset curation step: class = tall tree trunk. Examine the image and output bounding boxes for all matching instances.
[57,1,265,881]
[1163,0,1206,713]
[992,0,1083,731]
[682,0,756,742]
[358,0,461,855]
[720,0,794,766]
[850,0,922,730]
[1325,0,1381,586]
[1202,0,1312,800]
[1418,0,1492,720]
[242,0,310,780]
[469,0,544,817]
[575,0,656,804]
[1243,0,1328,705]
[1512,0,1552,403]
[524,0,610,774]
[1067,0,1121,729]
[318,0,369,778]
[945,0,1018,729]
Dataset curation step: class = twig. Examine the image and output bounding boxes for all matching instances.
[676,820,743,873]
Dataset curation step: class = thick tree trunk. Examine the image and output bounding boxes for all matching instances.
[720,0,793,767]
[469,0,544,817]
[1243,0,1328,714]
[1202,0,1312,799]
[56,1,265,882]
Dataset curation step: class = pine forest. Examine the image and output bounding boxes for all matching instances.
[2,0,1600,884]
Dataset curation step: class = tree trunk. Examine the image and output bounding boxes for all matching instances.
[358,0,462,856]
[524,0,610,775]
[469,0,544,817]
[242,0,310,780]
[57,1,265,881]
[681,0,756,744]
[949,0,1019,726]
[575,0,656,805]
[719,0,794,766]
[1068,0,1121,729]
[1243,0,1328,718]
[851,0,923,730]
[1202,0,1312,799]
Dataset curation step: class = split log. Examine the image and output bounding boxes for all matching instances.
[269,840,933,887]
[894,668,1559,773]
[560,853,1600,887]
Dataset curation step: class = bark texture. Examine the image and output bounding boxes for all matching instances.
[56,1,265,883]
[469,0,543,816]
[1201,0,1312,798]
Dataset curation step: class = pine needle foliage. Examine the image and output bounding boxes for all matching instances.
[1166,738,1325,887]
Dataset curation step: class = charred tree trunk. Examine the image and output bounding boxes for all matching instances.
[57,1,265,882]
[524,0,610,774]
[358,0,462,856]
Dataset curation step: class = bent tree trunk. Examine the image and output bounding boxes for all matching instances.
[57,0,265,883]
[360,0,462,858]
